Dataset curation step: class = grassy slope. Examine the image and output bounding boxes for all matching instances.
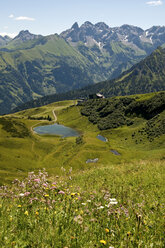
[0,35,95,114]
[0,93,164,185]
[0,95,164,247]
[0,157,164,247]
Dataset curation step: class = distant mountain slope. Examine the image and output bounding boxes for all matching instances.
[0,30,43,51]
[99,46,165,96]
[0,35,12,47]
[0,34,103,114]
[13,47,165,113]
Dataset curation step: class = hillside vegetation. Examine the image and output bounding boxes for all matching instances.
[81,92,165,138]
[14,47,165,113]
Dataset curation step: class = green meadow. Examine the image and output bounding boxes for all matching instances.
[0,95,165,185]
[0,95,165,247]
[0,160,164,247]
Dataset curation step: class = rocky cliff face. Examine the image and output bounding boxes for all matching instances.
[60,22,165,53]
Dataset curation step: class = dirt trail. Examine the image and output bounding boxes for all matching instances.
[52,109,57,122]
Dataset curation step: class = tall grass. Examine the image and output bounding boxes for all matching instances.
[0,160,164,247]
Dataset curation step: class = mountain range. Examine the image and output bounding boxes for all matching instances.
[0,22,165,114]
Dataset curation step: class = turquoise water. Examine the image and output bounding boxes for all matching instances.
[97,135,107,142]
[33,124,79,137]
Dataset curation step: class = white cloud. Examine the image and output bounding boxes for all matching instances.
[15,16,35,21]
[0,32,17,38]
[146,0,163,6]
[9,14,14,18]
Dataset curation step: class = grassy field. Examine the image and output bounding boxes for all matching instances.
[0,97,165,185]
[0,97,165,247]
[0,160,164,247]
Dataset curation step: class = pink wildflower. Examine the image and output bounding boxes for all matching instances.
[43,183,47,187]
[34,179,40,182]
[24,192,30,196]
[58,190,65,194]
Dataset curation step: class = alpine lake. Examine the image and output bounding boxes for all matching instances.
[33,123,79,137]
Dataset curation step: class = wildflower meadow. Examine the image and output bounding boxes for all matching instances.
[0,160,164,247]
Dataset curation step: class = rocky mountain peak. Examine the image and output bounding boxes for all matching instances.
[95,22,109,30]
[71,22,79,30]
[0,35,12,47]
[13,30,42,42]
[81,21,94,28]
[60,21,165,53]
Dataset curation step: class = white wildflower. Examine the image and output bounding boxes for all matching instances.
[97,206,104,210]
[19,193,24,197]
[109,198,118,205]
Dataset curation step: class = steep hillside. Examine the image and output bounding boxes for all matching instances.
[0,34,100,114]
[14,47,165,112]
[98,46,165,96]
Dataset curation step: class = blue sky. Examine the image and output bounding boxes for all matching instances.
[0,0,165,37]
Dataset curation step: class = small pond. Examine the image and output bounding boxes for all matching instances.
[33,124,79,137]
[110,150,121,156]
[97,135,108,142]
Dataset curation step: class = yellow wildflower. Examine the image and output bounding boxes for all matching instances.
[36,211,39,216]
[80,210,84,215]
[44,194,49,197]
[100,240,107,245]
[71,193,76,196]
[18,205,22,208]
[127,231,131,236]
[105,228,110,233]
[24,211,28,216]
[143,220,147,225]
